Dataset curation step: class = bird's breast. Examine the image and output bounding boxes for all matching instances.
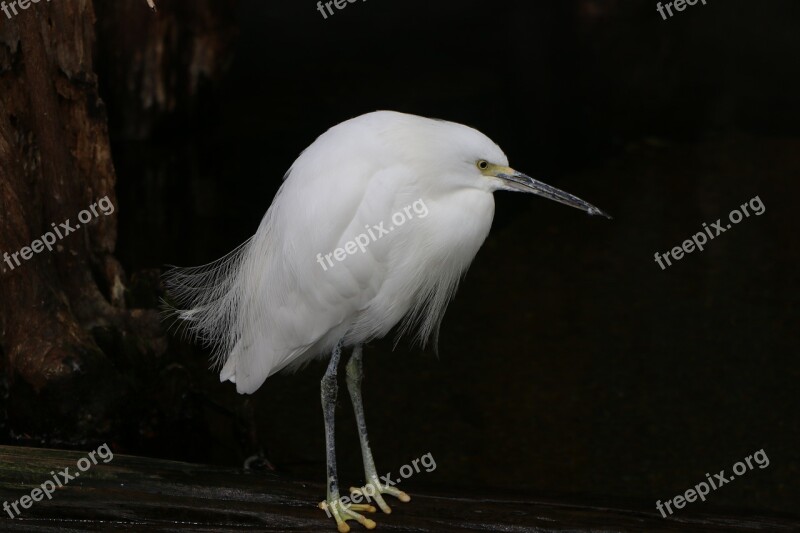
[347,189,495,342]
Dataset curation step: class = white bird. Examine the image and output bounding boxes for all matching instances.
[164,110,609,532]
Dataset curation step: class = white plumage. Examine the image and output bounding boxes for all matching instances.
[165,110,609,531]
[165,110,607,395]
[166,111,503,393]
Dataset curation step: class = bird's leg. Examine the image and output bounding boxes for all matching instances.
[346,345,411,514]
[318,341,376,533]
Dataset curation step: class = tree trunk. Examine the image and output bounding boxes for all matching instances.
[0,0,135,442]
[0,0,238,447]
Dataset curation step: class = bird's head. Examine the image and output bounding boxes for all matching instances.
[450,123,610,218]
[376,111,610,218]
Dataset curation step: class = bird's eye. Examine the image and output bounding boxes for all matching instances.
[477,160,489,170]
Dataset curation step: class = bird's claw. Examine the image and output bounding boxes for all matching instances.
[350,480,411,514]
[319,499,376,532]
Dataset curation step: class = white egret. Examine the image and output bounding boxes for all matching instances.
[164,111,610,532]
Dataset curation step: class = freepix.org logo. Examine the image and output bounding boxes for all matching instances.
[2,196,115,274]
[656,449,769,518]
[316,199,429,271]
[3,443,114,518]
[1,0,55,21]
[653,195,764,270]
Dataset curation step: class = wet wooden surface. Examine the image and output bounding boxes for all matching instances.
[0,445,798,532]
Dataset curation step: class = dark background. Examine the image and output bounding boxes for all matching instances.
[101,0,798,518]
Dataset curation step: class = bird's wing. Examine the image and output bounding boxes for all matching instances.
[166,116,420,394]
[221,158,418,393]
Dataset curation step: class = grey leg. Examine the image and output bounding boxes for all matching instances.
[346,345,410,514]
[322,340,343,502]
[319,341,376,532]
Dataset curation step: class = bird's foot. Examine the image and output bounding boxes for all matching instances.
[350,478,411,514]
[318,498,376,533]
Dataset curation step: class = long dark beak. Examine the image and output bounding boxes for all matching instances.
[497,170,612,219]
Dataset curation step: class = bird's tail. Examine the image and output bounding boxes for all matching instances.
[162,237,253,370]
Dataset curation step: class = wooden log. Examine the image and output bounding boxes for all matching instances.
[0,445,797,532]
